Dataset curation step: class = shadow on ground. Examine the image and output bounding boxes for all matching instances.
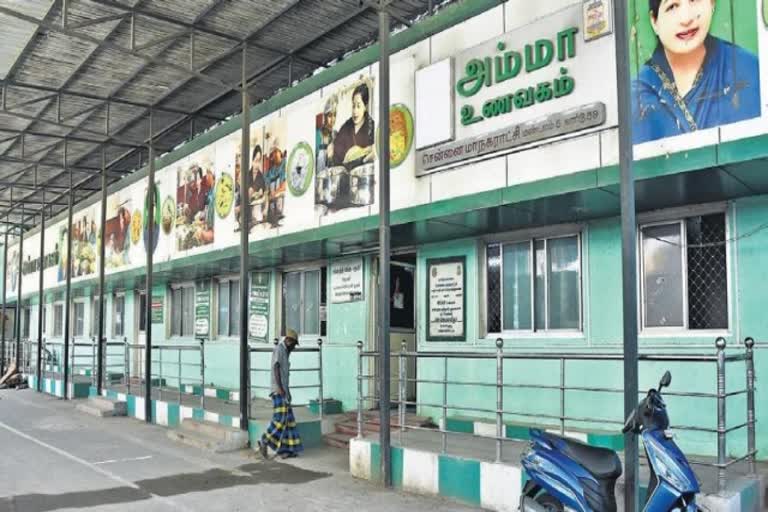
[0,461,330,512]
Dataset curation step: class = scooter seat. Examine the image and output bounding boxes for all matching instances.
[544,432,622,480]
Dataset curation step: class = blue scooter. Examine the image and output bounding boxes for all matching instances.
[520,371,700,511]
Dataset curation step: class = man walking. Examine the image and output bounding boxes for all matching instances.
[258,329,304,459]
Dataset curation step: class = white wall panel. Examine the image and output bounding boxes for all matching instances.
[506,133,601,187]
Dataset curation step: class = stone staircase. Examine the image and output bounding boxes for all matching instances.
[76,396,127,417]
[167,419,249,453]
[324,411,437,449]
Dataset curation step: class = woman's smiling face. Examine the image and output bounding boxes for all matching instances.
[652,0,714,56]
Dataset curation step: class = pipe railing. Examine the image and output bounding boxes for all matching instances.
[101,338,127,388]
[356,337,758,493]
[142,339,205,409]
[248,338,324,420]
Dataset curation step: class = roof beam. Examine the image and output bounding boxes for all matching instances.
[0,156,128,176]
[0,109,167,151]
[1,80,226,122]
[0,6,241,95]
[87,0,328,70]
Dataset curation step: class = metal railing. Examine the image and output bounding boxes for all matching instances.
[356,337,758,493]
[150,340,205,409]
[249,338,324,419]
[100,338,126,387]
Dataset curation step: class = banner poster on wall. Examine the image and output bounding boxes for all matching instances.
[315,75,377,214]
[426,256,466,342]
[249,272,270,341]
[104,190,135,270]
[57,205,100,283]
[176,149,216,251]
[630,0,762,144]
[194,280,211,337]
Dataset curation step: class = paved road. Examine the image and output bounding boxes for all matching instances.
[0,389,478,512]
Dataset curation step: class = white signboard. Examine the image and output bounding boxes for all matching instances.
[451,2,616,142]
[330,258,364,303]
[427,257,465,341]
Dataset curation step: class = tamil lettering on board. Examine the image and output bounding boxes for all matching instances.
[427,257,465,341]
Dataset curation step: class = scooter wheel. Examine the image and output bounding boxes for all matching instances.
[535,493,564,512]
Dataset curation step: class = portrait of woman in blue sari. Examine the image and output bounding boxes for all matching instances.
[632,0,762,144]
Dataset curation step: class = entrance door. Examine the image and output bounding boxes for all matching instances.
[135,292,146,381]
[389,258,416,402]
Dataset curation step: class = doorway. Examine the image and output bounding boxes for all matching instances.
[389,254,416,404]
[135,291,147,381]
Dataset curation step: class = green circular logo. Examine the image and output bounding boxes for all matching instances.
[287,141,314,197]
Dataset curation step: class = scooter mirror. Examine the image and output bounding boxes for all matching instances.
[659,371,672,390]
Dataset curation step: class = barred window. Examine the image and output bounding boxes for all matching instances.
[53,304,64,337]
[486,234,581,333]
[640,213,728,330]
[282,268,327,337]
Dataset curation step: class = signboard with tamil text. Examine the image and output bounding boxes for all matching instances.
[426,257,466,342]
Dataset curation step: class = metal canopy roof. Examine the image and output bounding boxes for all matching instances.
[0,0,444,236]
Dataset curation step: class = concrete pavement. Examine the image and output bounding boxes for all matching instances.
[0,389,479,512]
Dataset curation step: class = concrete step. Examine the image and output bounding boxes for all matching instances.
[335,421,360,436]
[324,432,352,449]
[76,397,127,417]
[167,420,248,453]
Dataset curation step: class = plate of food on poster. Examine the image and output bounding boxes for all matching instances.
[315,76,376,213]
[378,103,414,168]
[287,141,314,197]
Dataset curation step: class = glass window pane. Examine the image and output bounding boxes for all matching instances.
[486,245,501,333]
[686,214,728,329]
[114,297,124,337]
[218,281,230,336]
[74,303,85,336]
[547,236,580,329]
[230,280,240,336]
[534,240,546,330]
[183,288,194,337]
[284,272,301,334]
[502,242,532,330]
[642,223,684,328]
[303,270,320,335]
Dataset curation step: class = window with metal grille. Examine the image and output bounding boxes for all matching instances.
[113,295,125,337]
[640,213,728,330]
[53,304,63,337]
[486,234,582,333]
[171,285,195,337]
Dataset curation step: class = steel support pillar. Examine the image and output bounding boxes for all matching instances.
[239,44,251,432]
[14,213,23,369]
[145,111,156,423]
[63,143,73,400]
[614,1,639,510]
[1,229,7,376]
[377,6,392,488]
[36,191,45,391]
[97,148,107,395]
